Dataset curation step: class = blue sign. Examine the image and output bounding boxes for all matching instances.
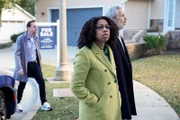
[38,26,56,49]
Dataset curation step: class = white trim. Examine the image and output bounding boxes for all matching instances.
[167,0,176,30]
[172,0,176,29]
[163,0,168,32]
[148,0,151,29]
[1,19,25,22]
[56,20,60,66]
[14,4,35,19]
[150,17,164,19]
[67,5,104,15]
[36,22,58,26]
[175,0,180,28]
[164,0,176,31]
[47,6,104,22]
[67,5,104,9]
[121,1,126,37]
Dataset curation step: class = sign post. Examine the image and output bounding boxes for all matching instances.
[55,0,71,81]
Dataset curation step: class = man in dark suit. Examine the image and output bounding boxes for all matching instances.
[106,5,137,120]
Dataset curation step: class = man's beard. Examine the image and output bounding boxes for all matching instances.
[116,21,125,30]
[33,31,37,35]
[119,25,124,30]
[118,24,125,30]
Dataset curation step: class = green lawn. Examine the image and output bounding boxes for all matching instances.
[32,82,79,120]
[132,53,180,117]
[32,52,180,119]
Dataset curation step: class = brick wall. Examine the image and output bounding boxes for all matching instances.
[165,30,180,49]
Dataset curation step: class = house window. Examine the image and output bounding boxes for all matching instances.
[51,9,59,22]
[168,0,174,26]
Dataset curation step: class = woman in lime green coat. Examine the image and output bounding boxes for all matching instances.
[71,16,122,120]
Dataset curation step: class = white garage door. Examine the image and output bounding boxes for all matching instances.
[0,21,25,41]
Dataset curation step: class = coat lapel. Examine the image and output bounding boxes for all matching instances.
[91,43,116,77]
[117,37,131,72]
[35,38,42,66]
[23,33,28,72]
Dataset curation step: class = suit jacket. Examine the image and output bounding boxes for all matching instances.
[71,43,122,120]
[112,37,137,119]
[13,32,42,82]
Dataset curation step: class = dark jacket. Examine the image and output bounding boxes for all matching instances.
[112,37,137,119]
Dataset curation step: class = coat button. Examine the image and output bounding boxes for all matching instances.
[110,95,113,98]
[114,80,117,83]
[104,69,107,72]
[108,82,111,85]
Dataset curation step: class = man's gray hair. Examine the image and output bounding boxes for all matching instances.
[106,5,122,19]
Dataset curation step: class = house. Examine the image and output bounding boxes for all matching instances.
[35,0,179,44]
[0,4,35,44]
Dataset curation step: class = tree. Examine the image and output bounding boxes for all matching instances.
[0,0,19,27]
[16,0,35,16]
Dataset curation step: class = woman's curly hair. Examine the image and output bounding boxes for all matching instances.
[77,16,119,49]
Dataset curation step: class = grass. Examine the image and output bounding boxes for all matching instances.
[33,52,180,119]
[32,65,79,120]
[32,82,79,120]
[132,53,180,117]
[41,64,56,79]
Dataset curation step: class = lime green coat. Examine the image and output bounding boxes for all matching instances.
[71,43,122,120]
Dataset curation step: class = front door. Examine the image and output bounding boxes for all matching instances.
[165,0,176,30]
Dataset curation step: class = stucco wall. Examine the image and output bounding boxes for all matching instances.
[36,0,123,22]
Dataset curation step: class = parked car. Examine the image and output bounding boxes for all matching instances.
[0,75,16,120]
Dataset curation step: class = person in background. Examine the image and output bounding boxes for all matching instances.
[71,16,122,120]
[106,5,137,120]
[13,20,52,112]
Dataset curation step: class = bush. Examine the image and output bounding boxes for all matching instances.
[143,33,167,55]
[10,31,25,43]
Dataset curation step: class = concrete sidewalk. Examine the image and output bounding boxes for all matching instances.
[0,44,179,120]
[132,81,179,120]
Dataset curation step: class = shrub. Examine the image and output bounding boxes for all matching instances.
[143,33,167,55]
[10,31,25,43]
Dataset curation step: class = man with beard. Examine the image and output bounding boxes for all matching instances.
[106,5,137,120]
[14,20,52,112]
